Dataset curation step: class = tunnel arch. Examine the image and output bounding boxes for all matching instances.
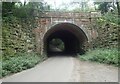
[43,22,88,56]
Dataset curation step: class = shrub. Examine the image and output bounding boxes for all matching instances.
[0,62,2,78]
[1,53,47,78]
[79,48,118,67]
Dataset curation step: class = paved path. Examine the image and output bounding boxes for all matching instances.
[2,56,118,82]
[70,58,118,82]
[2,56,74,82]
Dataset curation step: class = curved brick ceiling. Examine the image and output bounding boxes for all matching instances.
[43,23,88,56]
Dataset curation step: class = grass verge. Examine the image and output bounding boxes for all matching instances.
[0,53,47,78]
[79,48,118,67]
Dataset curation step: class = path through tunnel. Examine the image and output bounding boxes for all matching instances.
[43,23,88,56]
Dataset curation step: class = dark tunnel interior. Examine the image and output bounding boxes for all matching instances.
[47,30,80,56]
[43,23,88,56]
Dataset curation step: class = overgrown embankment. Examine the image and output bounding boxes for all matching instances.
[79,13,119,67]
[79,49,118,66]
[1,2,49,78]
[1,53,46,78]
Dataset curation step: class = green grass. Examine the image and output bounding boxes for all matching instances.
[1,53,47,78]
[79,48,118,67]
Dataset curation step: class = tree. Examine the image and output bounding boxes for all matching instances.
[2,2,15,17]
[98,2,110,14]
[116,1,120,17]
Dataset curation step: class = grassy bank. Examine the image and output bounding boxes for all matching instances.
[1,53,47,78]
[79,48,118,67]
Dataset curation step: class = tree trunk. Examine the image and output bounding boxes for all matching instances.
[116,1,120,16]
[116,1,120,25]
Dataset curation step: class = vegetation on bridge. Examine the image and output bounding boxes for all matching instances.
[79,2,119,67]
[1,0,120,78]
[2,2,50,59]
[1,2,49,78]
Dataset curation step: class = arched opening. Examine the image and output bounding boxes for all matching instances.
[43,23,88,56]
[48,38,65,55]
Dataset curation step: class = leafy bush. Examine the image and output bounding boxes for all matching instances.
[97,13,120,26]
[79,48,118,67]
[1,53,47,78]
[0,62,2,78]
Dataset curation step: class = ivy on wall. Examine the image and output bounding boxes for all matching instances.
[2,16,36,59]
[91,16,119,49]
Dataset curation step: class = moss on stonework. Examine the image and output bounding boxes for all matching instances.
[90,18,119,49]
[2,16,35,59]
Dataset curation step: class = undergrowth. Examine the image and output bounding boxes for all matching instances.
[0,53,47,78]
[79,48,118,67]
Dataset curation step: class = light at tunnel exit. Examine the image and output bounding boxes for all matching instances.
[43,23,88,56]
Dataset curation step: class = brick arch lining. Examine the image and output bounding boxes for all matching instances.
[43,23,88,56]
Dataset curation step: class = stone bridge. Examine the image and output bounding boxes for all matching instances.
[33,11,101,56]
